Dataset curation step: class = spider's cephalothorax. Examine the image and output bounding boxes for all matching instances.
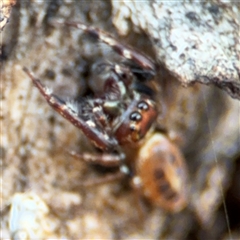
[23,21,188,212]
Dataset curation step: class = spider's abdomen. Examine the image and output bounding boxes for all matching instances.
[135,133,188,212]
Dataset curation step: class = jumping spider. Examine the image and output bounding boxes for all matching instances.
[23,21,188,213]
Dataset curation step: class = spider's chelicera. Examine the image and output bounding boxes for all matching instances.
[23,21,188,212]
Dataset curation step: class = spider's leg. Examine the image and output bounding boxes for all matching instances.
[58,21,156,76]
[68,150,127,187]
[23,67,118,151]
[68,150,125,167]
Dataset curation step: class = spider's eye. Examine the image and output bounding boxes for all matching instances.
[130,112,142,122]
[137,101,149,111]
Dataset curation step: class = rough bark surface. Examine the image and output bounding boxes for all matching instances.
[1,1,240,239]
[112,1,240,100]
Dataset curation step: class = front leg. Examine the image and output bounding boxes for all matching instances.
[52,20,156,77]
[23,67,118,151]
[69,150,127,187]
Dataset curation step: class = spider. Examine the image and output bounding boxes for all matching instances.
[23,21,188,213]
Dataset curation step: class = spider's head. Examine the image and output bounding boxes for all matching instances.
[114,98,158,145]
